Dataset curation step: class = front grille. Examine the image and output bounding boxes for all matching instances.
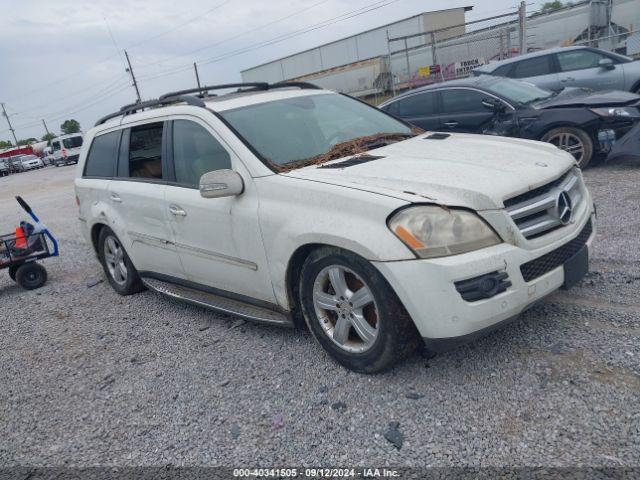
[504,168,584,239]
[520,219,592,282]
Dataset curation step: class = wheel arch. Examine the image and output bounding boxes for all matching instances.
[90,222,107,254]
[285,243,326,329]
[630,78,640,94]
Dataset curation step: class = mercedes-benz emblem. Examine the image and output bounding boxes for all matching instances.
[556,191,573,225]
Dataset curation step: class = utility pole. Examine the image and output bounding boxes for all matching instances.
[386,30,396,97]
[42,119,51,138]
[194,62,202,91]
[124,50,142,104]
[1,103,18,145]
[518,1,527,55]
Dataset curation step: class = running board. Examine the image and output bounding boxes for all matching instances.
[142,277,293,327]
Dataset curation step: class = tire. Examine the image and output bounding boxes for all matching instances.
[541,126,594,168]
[15,262,47,290]
[98,226,144,295]
[8,265,18,281]
[298,246,419,373]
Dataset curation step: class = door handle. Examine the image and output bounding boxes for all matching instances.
[110,193,122,203]
[169,204,187,217]
[561,77,575,82]
[443,121,459,128]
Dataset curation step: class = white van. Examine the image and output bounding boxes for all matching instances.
[51,133,84,167]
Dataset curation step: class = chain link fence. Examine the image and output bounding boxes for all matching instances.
[384,0,639,96]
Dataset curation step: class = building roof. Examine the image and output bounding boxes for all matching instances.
[241,6,473,73]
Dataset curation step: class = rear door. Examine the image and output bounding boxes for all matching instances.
[439,88,496,133]
[508,54,560,90]
[383,91,441,130]
[107,120,183,278]
[163,116,276,303]
[555,49,624,90]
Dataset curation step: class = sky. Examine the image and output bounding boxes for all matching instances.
[0,0,544,142]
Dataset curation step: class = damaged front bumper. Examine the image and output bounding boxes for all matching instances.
[373,212,596,351]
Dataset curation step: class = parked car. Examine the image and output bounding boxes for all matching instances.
[379,76,640,167]
[16,154,45,170]
[473,46,640,94]
[0,159,9,177]
[76,82,595,372]
[8,155,26,173]
[51,133,83,166]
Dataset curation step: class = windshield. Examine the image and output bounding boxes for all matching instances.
[62,136,83,149]
[220,93,413,169]
[485,78,554,105]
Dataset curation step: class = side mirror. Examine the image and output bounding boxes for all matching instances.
[598,58,615,70]
[199,169,244,198]
[482,98,506,113]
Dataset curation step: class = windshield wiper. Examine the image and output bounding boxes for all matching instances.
[277,132,416,172]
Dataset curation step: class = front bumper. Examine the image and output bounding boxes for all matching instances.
[373,212,596,348]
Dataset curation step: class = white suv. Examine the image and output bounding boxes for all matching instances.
[75,82,595,372]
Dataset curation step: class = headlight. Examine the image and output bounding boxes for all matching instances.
[590,106,640,118]
[388,205,501,259]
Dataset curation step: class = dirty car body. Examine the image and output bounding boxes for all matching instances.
[380,76,640,167]
[76,85,596,372]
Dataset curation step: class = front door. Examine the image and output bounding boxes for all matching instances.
[164,117,276,304]
[439,88,496,133]
[555,49,625,91]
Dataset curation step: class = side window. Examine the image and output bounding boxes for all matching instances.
[396,92,437,117]
[382,101,399,116]
[510,56,553,78]
[128,122,163,179]
[440,89,487,114]
[84,131,120,178]
[492,64,513,77]
[172,120,231,187]
[52,141,61,151]
[557,50,605,72]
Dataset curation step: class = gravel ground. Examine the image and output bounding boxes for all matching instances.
[0,161,638,469]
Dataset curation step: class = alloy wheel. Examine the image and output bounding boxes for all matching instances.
[312,265,379,353]
[103,235,127,285]
[546,131,585,164]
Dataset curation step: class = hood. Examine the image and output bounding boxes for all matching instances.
[536,87,640,108]
[283,133,575,210]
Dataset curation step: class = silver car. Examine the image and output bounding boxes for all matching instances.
[474,46,640,94]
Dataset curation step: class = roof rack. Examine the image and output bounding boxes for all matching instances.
[95,81,321,126]
[158,81,320,101]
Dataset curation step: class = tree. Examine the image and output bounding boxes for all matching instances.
[41,132,56,142]
[60,119,81,135]
[0,140,12,148]
[17,138,38,146]
[541,1,564,11]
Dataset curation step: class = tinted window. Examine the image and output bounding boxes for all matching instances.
[172,120,231,187]
[557,50,605,71]
[511,56,553,78]
[62,136,83,149]
[440,89,487,113]
[84,131,120,178]
[128,123,163,179]
[52,141,61,151]
[492,64,513,77]
[395,92,437,117]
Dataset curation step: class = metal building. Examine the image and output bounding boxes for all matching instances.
[241,7,473,97]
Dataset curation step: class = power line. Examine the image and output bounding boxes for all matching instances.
[137,0,399,83]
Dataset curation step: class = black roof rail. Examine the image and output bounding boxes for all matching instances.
[270,81,322,90]
[95,94,205,126]
[159,83,270,100]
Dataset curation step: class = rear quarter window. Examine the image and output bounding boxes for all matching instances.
[83,131,121,178]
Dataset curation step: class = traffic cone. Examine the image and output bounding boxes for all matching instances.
[15,226,27,249]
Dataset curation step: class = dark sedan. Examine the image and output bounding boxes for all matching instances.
[379,76,640,167]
